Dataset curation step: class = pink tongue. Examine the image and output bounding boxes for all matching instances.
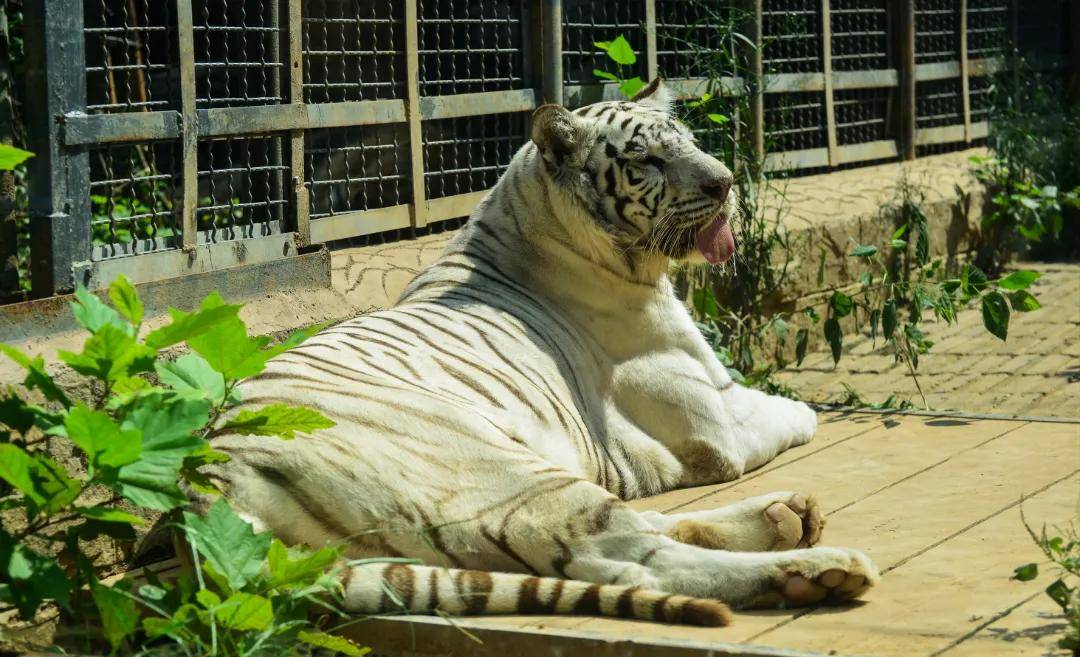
[695,217,735,264]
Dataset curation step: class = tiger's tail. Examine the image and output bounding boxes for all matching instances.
[342,563,731,627]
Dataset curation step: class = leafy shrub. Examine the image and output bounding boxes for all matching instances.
[0,277,368,655]
[1012,510,1079,652]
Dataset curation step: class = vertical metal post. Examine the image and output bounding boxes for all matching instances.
[542,0,563,105]
[895,0,917,160]
[177,0,199,250]
[403,0,428,229]
[284,0,309,245]
[748,0,765,166]
[0,5,17,294]
[645,0,659,81]
[959,0,972,143]
[23,0,91,295]
[821,0,838,167]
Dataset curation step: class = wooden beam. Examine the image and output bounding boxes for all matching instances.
[959,0,972,143]
[176,0,198,251]
[284,0,309,246]
[645,0,658,81]
[895,0,916,160]
[749,0,764,165]
[403,0,428,229]
[821,0,838,167]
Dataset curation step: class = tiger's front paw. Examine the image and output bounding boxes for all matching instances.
[788,400,817,447]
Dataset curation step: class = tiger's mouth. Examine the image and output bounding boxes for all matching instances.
[694,211,735,265]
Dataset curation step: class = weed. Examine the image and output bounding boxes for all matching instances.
[1012,505,1080,653]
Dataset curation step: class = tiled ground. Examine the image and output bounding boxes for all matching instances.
[774,262,1080,418]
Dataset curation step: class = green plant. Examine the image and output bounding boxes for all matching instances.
[1012,507,1079,652]
[592,35,646,99]
[821,178,1043,407]
[0,277,368,655]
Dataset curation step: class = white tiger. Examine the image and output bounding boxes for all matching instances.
[204,79,879,626]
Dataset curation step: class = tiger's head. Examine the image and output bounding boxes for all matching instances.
[530,78,736,266]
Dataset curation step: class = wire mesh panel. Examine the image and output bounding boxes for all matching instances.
[196,135,287,242]
[914,0,958,64]
[422,113,526,201]
[915,77,963,129]
[88,141,179,257]
[562,0,647,87]
[418,0,527,95]
[302,0,405,103]
[968,73,994,124]
[193,0,283,108]
[967,0,1008,59]
[655,1,739,80]
[1017,0,1067,59]
[83,0,178,114]
[764,91,827,152]
[762,0,822,74]
[835,88,892,145]
[305,124,410,218]
[830,0,889,72]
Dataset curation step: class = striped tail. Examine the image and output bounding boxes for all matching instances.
[342,563,731,627]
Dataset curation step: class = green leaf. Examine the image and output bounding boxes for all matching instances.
[182,499,272,591]
[619,76,647,99]
[981,291,1010,341]
[1045,578,1071,610]
[144,293,242,349]
[816,249,826,286]
[0,445,81,518]
[188,316,273,381]
[772,317,790,343]
[156,353,227,404]
[70,286,129,336]
[108,275,143,328]
[915,220,930,266]
[794,328,809,366]
[849,245,878,258]
[0,532,71,618]
[266,539,342,590]
[961,264,988,295]
[215,592,273,631]
[0,144,33,170]
[76,506,144,525]
[92,581,139,649]
[824,318,843,365]
[706,113,729,124]
[869,309,881,343]
[829,291,853,318]
[882,300,898,341]
[890,239,908,249]
[1008,290,1042,312]
[0,388,54,435]
[591,68,619,82]
[0,343,70,406]
[116,393,210,510]
[601,35,637,66]
[65,404,142,475]
[58,324,156,382]
[218,403,335,440]
[997,270,1041,291]
[693,286,720,319]
[297,631,371,657]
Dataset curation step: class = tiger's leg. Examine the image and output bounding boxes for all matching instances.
[639,491,825,551]
[721,383,818,472]
[491,477,875,609]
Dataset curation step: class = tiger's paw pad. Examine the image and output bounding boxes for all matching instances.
[764,493,825,550]
[750,549,878,608]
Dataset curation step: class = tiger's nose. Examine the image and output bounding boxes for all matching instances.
[702,174,732,201]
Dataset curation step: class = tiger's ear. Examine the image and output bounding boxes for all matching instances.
[632,78,674,113]
[531,104,582,166]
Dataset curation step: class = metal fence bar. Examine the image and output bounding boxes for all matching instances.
[403,0,427,229]
[895,0,916,160]
[24,0,91,296]
[543,0,563,104]
[821,0,838,166]
[959,0,972,143]
[645,0,659,81]
[177,0,198,251]
[285,0,309,247]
